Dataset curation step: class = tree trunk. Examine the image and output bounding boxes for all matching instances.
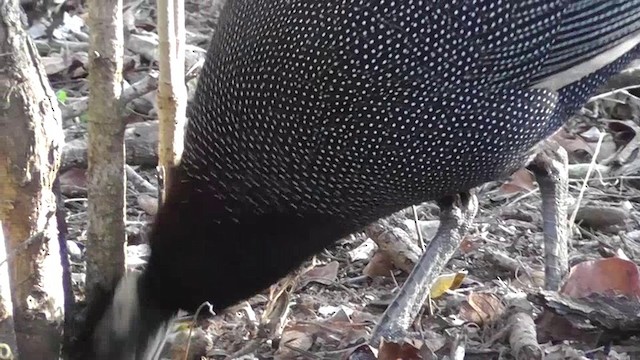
[0,0,66,357]
[0,225,18,359]
[157,0,186,195]
[84,0,126,301]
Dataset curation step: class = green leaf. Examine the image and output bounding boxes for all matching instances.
[56,89,68,104]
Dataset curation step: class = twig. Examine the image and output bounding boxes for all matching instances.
[568,131,604,233]
[183,302,215,360]
[61,73,159,119]
[588,85,640,102]
[121,71,159,105]
[504,188,539,208]
[412,205,425,250]
[125,165,157,194]
[225,339,262,359]
[450,331,466,360]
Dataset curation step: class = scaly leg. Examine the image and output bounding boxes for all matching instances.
[528,144,569,291]
[370,192,478,346]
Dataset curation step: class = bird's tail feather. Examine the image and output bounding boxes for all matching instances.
[92,271,176,360]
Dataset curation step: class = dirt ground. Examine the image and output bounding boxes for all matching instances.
[33,0,640,358]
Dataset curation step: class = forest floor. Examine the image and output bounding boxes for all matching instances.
[31,0,640,358]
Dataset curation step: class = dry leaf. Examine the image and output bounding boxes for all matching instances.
[378,339,423,360]
[561,256,640,299]
[298,261,339,288]
[349,238,378,262]
[607,120,638,148]
[458,292,505,326]
[275,330,313,359]
[500,168,535,194]
[363,251,395,277]
[430,271,466,299]
[347,344,378,360]
[262,276,296,335]
[552,128,594,162]
[458,236,479,254]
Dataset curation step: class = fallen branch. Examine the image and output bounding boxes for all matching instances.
[507,295,542,360]
[61,120,159,170]
[61,72,159,120]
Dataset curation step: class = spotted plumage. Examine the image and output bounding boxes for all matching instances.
[183,0,640,225]
[83,1,640,359]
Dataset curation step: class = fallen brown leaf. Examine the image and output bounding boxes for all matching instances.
[363,251,395,277]
[298,261,340,288]
[347,344,377,360]
[275,329,314,359]
[378,339,423,360]
[500,168,535,194]
[552,128,593,163]
[561,255,640,299]
[458,292,505,326]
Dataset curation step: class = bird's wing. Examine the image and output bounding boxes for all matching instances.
[531,0,640,89]
[467,0,640,89]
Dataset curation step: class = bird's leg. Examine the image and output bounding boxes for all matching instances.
[527,144,569,291]
[369,192,478,346]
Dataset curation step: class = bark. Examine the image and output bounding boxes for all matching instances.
[84,0,126,297]
[0,225,18,359]
[156,0,186,194]
[0,0,66,357]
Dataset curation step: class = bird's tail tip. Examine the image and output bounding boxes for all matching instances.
[71,271,175,360]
